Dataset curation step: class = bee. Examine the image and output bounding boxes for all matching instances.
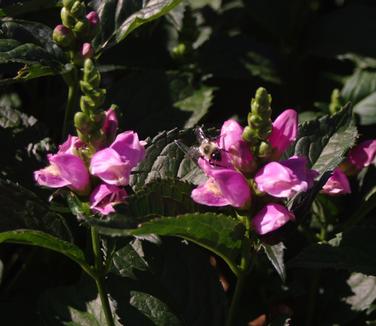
[175,126,224,166]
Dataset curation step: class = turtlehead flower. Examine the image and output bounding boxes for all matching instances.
[321,168,351,196]
[90,131,146,186]
[268,109,298,159]
[90,183,127,215]
[191,158,251,208]
[252,203,295,235]
[218,119,254,173]
[255,156,318,198]
[34,135,89,193]
[348,139,376,170]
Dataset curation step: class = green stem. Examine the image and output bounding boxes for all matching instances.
[91,227,115,326]
[61,68,79,140]
[226,215,252,326]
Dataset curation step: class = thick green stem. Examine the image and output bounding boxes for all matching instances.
[61,68,79,140]
[91,227,115,326]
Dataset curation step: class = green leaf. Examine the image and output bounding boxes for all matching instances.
[174,86,215,128]
[129,291,182,326]
[263,242,286,282]
[39,278,121,326]
[0,0,58,17]
[0,19,66,82]
[129,129,204,191]
[0,229,92,277]
[344,273,376,312]
[341,69,376,104]
[0,178,72,240]
[286,104,358,175]
[353,92,376,126]
[288,225,376,276]
[92,0,182,51]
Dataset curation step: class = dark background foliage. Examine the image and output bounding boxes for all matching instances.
[0,0,376,325]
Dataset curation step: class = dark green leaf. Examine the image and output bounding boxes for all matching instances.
[130,129,204,191]
[288,226,376,276]
[0,0,58,17]
[344,273,376,312]
[341,69,376,105]
[0,229,91,275]
[129,291,182,326]
[39,278,121,326]
[92,0,182,51]
[286,104,358,175]
[353,92,376,126]
[0,178,72,241]
[263,242,286,282]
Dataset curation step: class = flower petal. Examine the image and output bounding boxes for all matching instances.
[321,168,351,195]
[191,178,231,206]
[110,131,145,168]
[50,154,90,192]
[103,108,118,142]
[34,165,70,188]
[90,183,127,215]
[90,148,131,186]
[268,109,298,157]
[255,156,317,198]
[348,139,376,170]
[219,119,244,151]
[252,203,295,235]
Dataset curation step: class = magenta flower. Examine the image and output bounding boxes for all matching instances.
[57,135,83,155]
[90,183,127,215]
[348,139,376,170]
[321,168,351,196]
[34,153,89,193]
[191,158,251,208]
[86,11,99,27]
[102,108,118,142]
[268,109,298,159]
[255,156,318,198]
[81,42,93,60]
[218,119,254,173]
[252,203,295,235]
[90,131,146,186]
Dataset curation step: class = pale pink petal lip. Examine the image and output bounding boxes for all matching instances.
[321,168,351,195]
[34,167,70,188]
[252,203,295,235]
[268,109,298,157]
[191,179,231,206]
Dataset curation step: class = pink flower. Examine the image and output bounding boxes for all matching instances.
[57,135,83,155]
[90,183,127,215]
[255,156,318,198]
[81,43,93,59]
[252,203,295,235]
[90,131,146,186]
[348,139,376,170]
[102,108,118,142]
[217,119,254,173]
[34,153,89,193]
[321,168,351,196]
[191,158,251,208]
[268,109,298,159]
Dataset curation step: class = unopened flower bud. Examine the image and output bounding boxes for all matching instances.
[86,11,99,26]
[52,25,75,48]
[74,112,93,134]
[62,0,75,9]
[81,42,94,59]
[61,7,76,28]
[70,1,86,19]
[258,141,272,158]
[73,19,90,39]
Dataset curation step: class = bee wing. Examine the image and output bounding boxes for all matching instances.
[194,126,207,143]
[174,140,201,164]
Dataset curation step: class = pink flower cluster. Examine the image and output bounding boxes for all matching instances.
[34,109,145,215]
[191,109,376,236]
[192,109,315,235]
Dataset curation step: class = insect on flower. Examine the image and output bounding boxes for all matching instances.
[175,126,226,167]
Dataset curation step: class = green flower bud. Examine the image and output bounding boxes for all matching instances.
[70,1,86,19]
[62,0,75,9]
[258,141,272,158]
[172,43,187,59]
[73,19,90,39]
[329,88,342,115]
[61,7,76,28]
[74,111,93,133]
[83,58,101,88]
[52,25,75,48]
